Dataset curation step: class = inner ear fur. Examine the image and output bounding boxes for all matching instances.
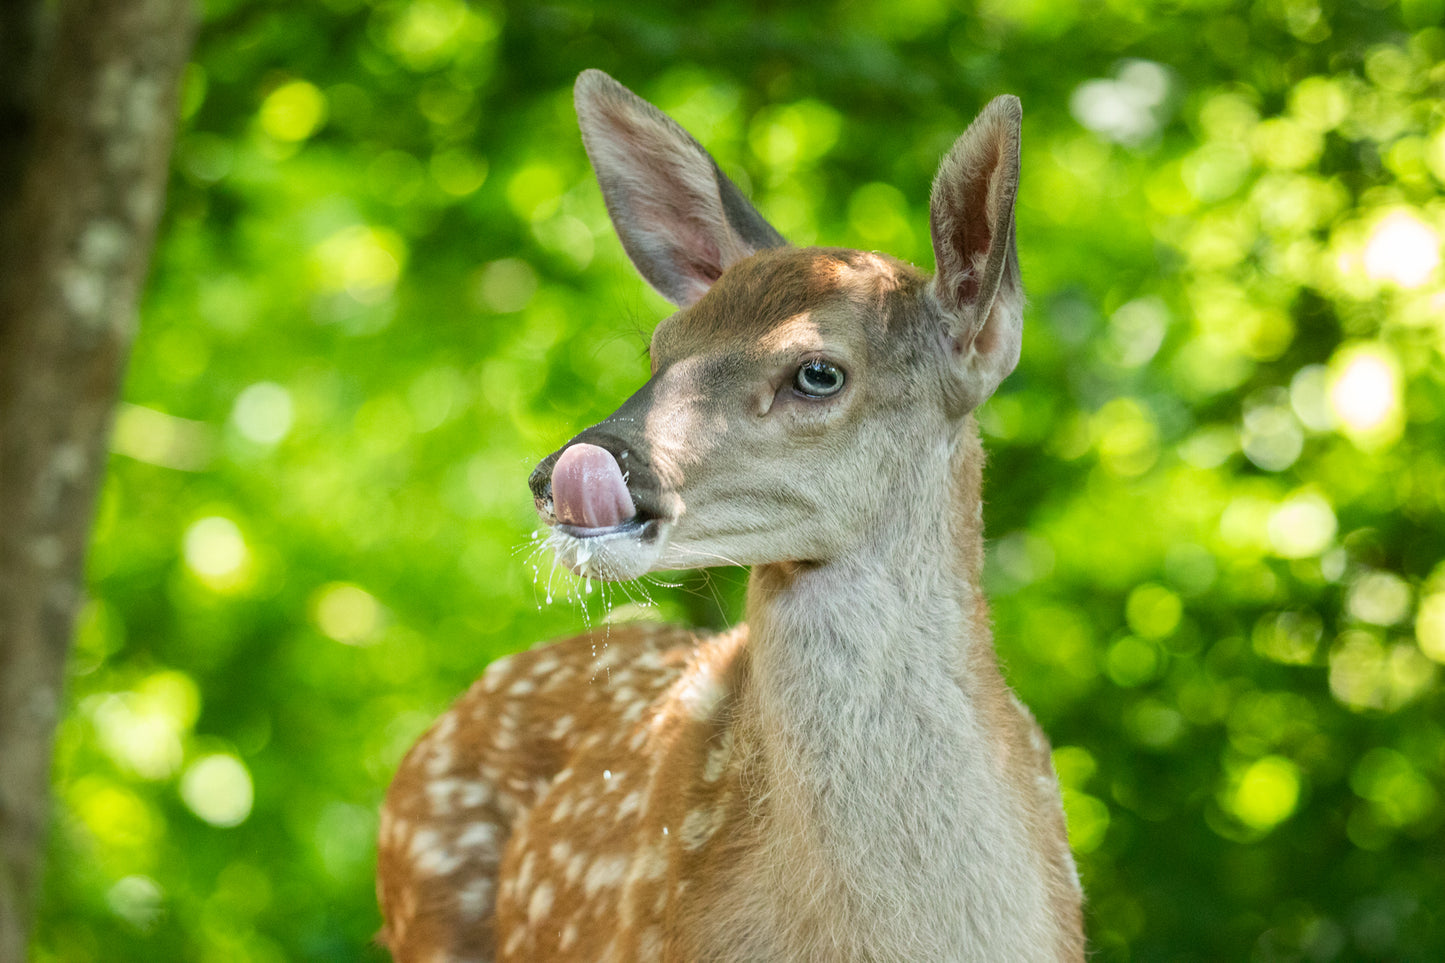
[928,95,1025,411]
[574,69,785,307]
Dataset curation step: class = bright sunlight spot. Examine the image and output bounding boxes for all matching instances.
[1070,60,1172,146]
[1330,631,1436,712]
[1125,584,1182,639]
[180,754,255,827]
[1268,490,1337,559]
[474,258,538,313]
[1327,344,1402,447]
[112,403,212,471]
[87,672,200,781]
[312,225,406,304]
[430,148,489,196]
[1061,789,1111,854]
[182,516,249,581]
[1362,210,1440,288]
[749,100,841,172]
[259,80,327,142]
[71,776,159,850]
[1348,571,1412,626]
[1229,755,1301,831]
[313,583,382,645]
[385,0,496,72]
[106,875,164,932]
[232,381,294,445]
[1416,593,1445,663]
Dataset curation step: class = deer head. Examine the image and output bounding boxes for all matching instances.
[529,70,1023,584]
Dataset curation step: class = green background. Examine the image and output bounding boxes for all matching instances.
[35,0,1445,959]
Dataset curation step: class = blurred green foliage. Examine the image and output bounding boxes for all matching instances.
[33,0,1445,960]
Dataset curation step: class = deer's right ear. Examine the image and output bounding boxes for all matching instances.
[575,70,786,307]
[929,95,1024,414]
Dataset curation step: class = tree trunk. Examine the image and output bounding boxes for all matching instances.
[0,0,194,957]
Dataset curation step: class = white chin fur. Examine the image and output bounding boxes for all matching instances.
[545,523,666,581]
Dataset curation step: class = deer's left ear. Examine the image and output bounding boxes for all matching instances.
[929,95,1024,414]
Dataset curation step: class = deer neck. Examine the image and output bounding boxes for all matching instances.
[735,421,1056,958]
[744,419,989,727]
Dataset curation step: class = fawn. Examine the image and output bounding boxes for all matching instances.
[377,69,1085,962]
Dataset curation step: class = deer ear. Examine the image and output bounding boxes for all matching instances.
[575,70,786,307]
[929,95,1024,412]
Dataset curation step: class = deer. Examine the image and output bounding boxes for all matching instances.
[376,69,1085,962]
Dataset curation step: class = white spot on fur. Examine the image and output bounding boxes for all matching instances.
[378,809,394,846]
[518,852,536,892]
[679,805,724,851]
[702,730,733,782]
[596,645,627,668]
[458,780,490,809]
[425,778,459,815]
[676,664,724,721]
[408,828,440,858]
[583,854,628,896]
[483,656,514,691]
[424,740,454,778]
[458,877,494,919]
[560,922,579,950]
[457,822,499,850]
[411,828,464,876]
[527,881,555,924]
[639,925,663,960]
[638,844,666,880]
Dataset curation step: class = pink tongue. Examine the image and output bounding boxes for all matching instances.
[551,443,635,529]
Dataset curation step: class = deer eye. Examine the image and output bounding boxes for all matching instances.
[794,360,845,398]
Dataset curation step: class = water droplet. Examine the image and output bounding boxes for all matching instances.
[604,769,611,780]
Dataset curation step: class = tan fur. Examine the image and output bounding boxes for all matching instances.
[378,72,1085,962]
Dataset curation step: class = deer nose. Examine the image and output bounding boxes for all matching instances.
[548,443,636,529]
